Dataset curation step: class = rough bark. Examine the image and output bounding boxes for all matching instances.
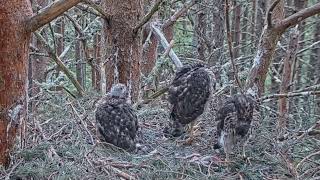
[310,16,320,116]
[241,5,249,55]
[103,0,143,102]
[75,37,85,88]
[250,0,256,54]
[233,0,241,59]
[209,0,225,65]
[278,27,299,132]
[141,0,159,76]
[245,0,284,96]
[93,33,101,92]
[0,0,33,167]
[255,0,268,46]
[27,0,82,32]
[292,0,306,90]
[29,34,50,111]
[0,0,81,166]
[195,4,206,61]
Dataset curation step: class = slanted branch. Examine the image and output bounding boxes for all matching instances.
[27,0,82,32]
[245,1,320,97]
[151,23,183,68]
[34,32,85,97]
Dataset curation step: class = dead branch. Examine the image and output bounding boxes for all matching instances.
[134,86,169,108]
[163,0,198,28]
[27,0,82,32]
[261,90,320,101]
[34,32,85,96]
[64,13,94,68]
[296,150,320,170]
[134,0,164,33]
[276,2,320,31]
[163,40,175,57]
[151,23,183,68]
[76,4,103,18]
[267,0,280,28]
[67,101,94,145]
[224,0,243,92]
[82,0,110,20]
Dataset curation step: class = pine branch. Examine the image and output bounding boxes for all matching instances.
[276,2,320,31]
[34,32,85,97]
[27,0,82,32]
[134,0,164,33]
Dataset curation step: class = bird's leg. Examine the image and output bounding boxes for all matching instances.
[185,121,195,145]
[242,133,252,164]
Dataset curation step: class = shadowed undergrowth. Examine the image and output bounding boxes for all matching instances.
[0,90,319,179]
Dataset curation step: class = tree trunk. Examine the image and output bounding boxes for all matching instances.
[292,0,306,89]
[141,0,159,76]
[310,15,320,116]
[233,0,241,59]
[255,0,268,47]
[93,33,102,92]
[103,1,143,102]
[29,35,50,111]
[0,1,33,167]
[209,0,225,66]
[250,0,256,54]
[75,36,85,89]
[278,27,299,132]
[245,0,284,96]
[195,4,206,61]
[241,5,249,55]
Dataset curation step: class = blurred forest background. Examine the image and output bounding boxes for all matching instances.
[1,0,320,179]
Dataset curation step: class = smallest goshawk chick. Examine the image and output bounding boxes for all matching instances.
[214,94,255,159]
[95,83,138,151]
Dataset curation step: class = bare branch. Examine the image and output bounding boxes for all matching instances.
[261,90,320,101]
[267,0,280,28]
[163,0,198,28]
[134,0,164,33]
[275,2,320,31]
[27,0,82,32]
[34,32,85,97]
[82,0,110,20]
[151,24,183,68]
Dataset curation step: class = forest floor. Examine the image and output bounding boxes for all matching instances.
[0,90,319,180]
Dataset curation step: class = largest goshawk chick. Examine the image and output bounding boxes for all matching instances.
[95,83,138,151]
[164,63,215,144]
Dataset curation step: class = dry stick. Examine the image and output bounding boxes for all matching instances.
[81,0,110,20]
[64,13,94,68]
[76,4,103,18]
[4,159,23,180]
[261,90,320,101]
[296,150,320,170]
[68,101,94,145]
[151,23,183,68]
[35,32,85,96]
[224,0,243,93]
[134,40,175,107]
[296,119,320,141]
[134,0,164,33]
[35,120,62,163]
[163,0,198,28]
